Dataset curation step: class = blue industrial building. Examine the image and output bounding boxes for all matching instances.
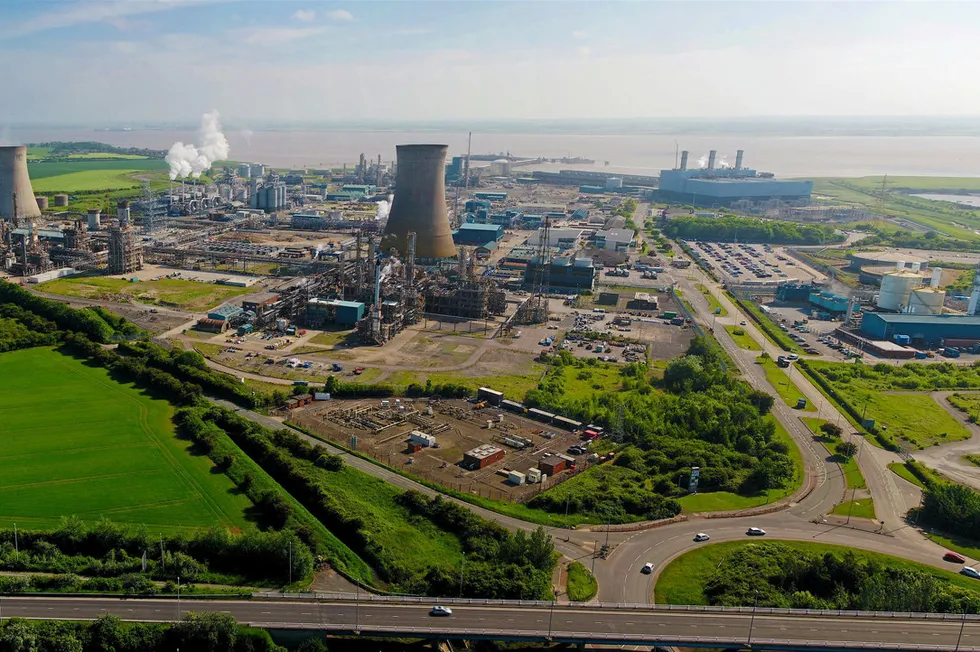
[474,192,508,201]
[658,152,812,206]
[208,305,244,321]
[809,291,849,314]
[305,299,365,327]
[860,313,980,346]
[453,223,504,245]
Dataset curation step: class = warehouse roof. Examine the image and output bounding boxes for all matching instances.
[459,223,504,232]
[866,313,980,325]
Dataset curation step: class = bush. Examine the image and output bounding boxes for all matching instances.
[836,441,858,459]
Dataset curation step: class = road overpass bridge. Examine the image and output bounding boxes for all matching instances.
[1,595,977,651]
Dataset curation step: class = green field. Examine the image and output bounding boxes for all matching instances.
[802,418,866,489]
[67,153,150,160]
[28,159,168,179]
[387,366,546,399]
[855,392,969,449]
[32,169,152,193]
[41,276,252,311]
[831,498,876,520]
[947,392,980,422]
[0,348,252,533]
[677,416,803,512]
[888,461,927,489]
[655,540,980,605]
[758,358,812,409]
[566,561,598,601]
[724,325,762,350]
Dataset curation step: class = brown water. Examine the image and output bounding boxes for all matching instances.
[12,128,980,178]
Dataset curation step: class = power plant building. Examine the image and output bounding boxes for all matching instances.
[382,144,456,259]
[453,223,504,246]
[523,256,596,292]
[658,150,812,206]
[860,313,980,347]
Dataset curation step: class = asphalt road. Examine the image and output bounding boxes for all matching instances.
[1,596,977,650]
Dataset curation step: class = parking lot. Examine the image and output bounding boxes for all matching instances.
[688,241,825,284]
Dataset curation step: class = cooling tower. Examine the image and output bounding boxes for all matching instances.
[382,144,456,259]
[0,146,42,221]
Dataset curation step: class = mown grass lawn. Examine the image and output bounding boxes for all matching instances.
[758,358,813,410]
[802,417,866,490]
[724,325,762,351]
[831,498,876,520]
[862,392,970,449]
[655,540,980,605]
[888,462,927,489]
[41,275,252,311]
[0,348,252,534]
[696,283,727,316]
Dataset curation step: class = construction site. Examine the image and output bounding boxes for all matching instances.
[290,395,612,502]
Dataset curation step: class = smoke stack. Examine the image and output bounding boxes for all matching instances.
[87,209,101,232]
[735,150,744,170]
[117,200,130,227]
[382,144,456,259]
[679,151,689,171]
[0,146,42,221]
[931,267,943,289]
[707,150,717,170]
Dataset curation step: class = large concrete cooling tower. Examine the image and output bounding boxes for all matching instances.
[382,144,456,259]
[0,146,42,221]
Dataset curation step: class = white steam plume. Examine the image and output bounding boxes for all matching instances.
[375,199,390,221]
[718,155,731,169]
[697,154,708,169]
[165,110,231,180]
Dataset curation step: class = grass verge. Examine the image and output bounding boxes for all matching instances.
[889,462,927,489]
[758,358,812,409]
[724,325,761,351]
[655,540,980,605]
[697,283,728,316]
[831,498,876,520]
[40,276,252,311]
[802,417,866,490]
[566,562,598,602]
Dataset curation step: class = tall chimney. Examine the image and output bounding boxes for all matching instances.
[735,149,744,170]
[87,209,101,232]
[707,150,717,170]
[679,151,689,171]
[382,144,456,259]
[0,146,42,221]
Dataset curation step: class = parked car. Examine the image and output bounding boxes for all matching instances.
[694,533,711,542]
[430,606,453,617]
[746,527,766,536]
[944,552,967,564]
[641,562,655,574]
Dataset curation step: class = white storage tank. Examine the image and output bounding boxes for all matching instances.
[605,177,623,190]
[908,287,945,315]
[507,470,526,486]
[877,271,922,312]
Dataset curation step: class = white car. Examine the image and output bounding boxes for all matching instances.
[641,562,655,574]
[962,567,980,580]
[786,354,800,361]
[694,533,711,542]
[746,527,767,536]
[430,605,453,617]
[740,320,747,326]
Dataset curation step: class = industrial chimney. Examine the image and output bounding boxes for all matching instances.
[707,150,717,170]
[679,151,689,171]
[117,200,130,227]
[735,150,744,170]
[382,144,456,259]
[0,146,42,222]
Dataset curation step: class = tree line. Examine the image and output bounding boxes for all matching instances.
[663,216,844,245]
[525,338,791,521]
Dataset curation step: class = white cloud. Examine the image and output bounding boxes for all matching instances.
[293,9,316,23]
[577,46,592,56]
[0,0,219,39]
[572,30,587,39]
[239,26,329,46]
[326,9,354,21]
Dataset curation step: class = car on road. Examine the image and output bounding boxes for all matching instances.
[641,562,655,574]
[944,552,967,564]
[694,533,710,542]
[740,320,747,326]
[962,567,980,579]
[786,354,800,361]
[746,527,766,536]
[430,606,453,617]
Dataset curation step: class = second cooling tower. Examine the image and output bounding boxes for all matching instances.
[382,144,456,259]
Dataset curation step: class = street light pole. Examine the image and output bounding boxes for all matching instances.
[591,540,598,574]
[955,610,968,652]
[747,589,759,648]
[548,596,556,639]
[176,576,181,622]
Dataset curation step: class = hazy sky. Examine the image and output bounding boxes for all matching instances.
[4,0,980,125]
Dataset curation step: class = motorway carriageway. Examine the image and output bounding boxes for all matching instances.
[0,596,978,651]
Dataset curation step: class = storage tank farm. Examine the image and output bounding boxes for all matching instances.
[0,146,42,221]
[382,144,457,259]
[877,262,924,312]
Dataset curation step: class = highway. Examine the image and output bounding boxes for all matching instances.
[1,596,978,651]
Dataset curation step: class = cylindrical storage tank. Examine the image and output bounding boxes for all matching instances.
[605,177,623,190]
[0,146,42,220]
[931,267,943,288]
[251,164,265,178]
[54,194,69,207]
[878,271,922,311]
[382,144,456,259]
[277,185,286,208]
[35,196,49,210]
[86,209,101,231]
[908,288,945,315]
[237,163,251,178]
